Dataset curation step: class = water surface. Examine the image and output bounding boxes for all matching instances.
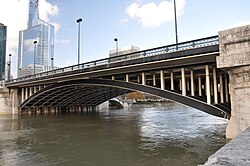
[0,102,227,166]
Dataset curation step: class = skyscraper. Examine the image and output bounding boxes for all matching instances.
[18,0,54,77]
[0,23,7,80]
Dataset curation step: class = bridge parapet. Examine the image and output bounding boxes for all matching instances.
[218,24,250,139]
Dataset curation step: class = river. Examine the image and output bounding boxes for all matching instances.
[0,102,227,166]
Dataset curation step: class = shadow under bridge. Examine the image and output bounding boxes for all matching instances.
[20,79,230,119]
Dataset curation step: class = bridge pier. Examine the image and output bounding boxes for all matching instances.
[0,81,19,114]
[217,24,250,139]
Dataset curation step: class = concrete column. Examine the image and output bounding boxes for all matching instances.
[25,87,28,100]
[213,68,218,104]
[210,80,214,96]
[219,74,224,103]
[190,70,195,96]
[198,76,202,96]
[21,88,25,103]
[205,65,211,105]
[112,76,115,80]
[137,76,140,83]
[126,74,129,82]
[160,70,165,90]
[153,74,156,86]
[187,79,190,91]
[142,72,146,85]
[225,76,229,103]
[34,86,37,94]
[217,24,250,138]
[39,86,42,91]
[171,72,174,90]
[181,68,186,96]
[179,78,182,90]
[29,87,33,97]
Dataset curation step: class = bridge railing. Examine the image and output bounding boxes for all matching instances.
[7,35,218,84]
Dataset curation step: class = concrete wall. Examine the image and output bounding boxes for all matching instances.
[0,81,19,114]
[217,24,250,139]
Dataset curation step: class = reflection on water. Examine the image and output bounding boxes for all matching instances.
[0,102,227,166]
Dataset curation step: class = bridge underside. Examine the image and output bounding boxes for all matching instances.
[21,82,131,109]
[20,79,230,119]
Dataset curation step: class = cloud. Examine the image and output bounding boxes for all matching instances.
[0,0,59,55]
[125,0,186,28]
[39,0,59,22]
[0,0,28,55]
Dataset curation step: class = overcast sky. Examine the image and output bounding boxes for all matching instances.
[0,0,250,77]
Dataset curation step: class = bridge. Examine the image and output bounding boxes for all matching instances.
[2,24,250,139]
[5,35,231,119]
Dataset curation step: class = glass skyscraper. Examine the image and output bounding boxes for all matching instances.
[18,0,54,77]
[0,23,7,80]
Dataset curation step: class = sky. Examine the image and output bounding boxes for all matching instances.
[0,0,250,78]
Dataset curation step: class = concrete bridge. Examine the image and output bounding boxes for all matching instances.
[1,24,250,139]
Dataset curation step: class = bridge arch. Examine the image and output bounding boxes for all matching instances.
[20,79,230,119]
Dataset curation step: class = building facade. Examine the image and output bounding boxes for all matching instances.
[109,45,140,62]
[18,0,54,77]
[0,23,7,80]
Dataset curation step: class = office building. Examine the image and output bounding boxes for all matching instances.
[0,23,7,80]
[18,0,54,77]
[109,45,140,62]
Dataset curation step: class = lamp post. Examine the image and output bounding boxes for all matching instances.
[76,18,82,65]
[114,38,118,56]
[51,57,54,70]
[7,54,11,81]
[173,0,178,50]
[19,68,21,78]
[33,40,37,75]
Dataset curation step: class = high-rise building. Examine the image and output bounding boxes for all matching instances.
[18,0,54,77]
[0,23,7,80]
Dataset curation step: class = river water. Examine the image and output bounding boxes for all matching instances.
[0,102,227,166]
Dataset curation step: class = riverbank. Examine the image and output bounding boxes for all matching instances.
[200,127,250,166]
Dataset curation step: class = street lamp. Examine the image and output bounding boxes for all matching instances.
[51,57,54,70]
[18,68,21,78]
[33,40,37,75]
[7,54,11,81]
[173,0,178,50]
[76,18,83,65]
[114,38,118,56]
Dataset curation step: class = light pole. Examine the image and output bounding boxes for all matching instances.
[33,40,37,75]
[173,0,178,50]
[19,68,21,78]
[114,38,118,56]
[76,18,82,65]
[51,57,54,70]
[7,54,11,81]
